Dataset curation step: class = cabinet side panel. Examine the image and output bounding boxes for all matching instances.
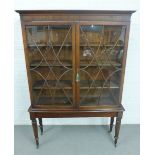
[20,16,34,106]
[118,22,131,104]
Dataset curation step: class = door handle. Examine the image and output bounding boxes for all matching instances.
[76,72,80,82]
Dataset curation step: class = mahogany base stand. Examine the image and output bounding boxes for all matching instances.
[29,106,124,148]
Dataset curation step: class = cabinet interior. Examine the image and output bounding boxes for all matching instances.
[26,24,125,107]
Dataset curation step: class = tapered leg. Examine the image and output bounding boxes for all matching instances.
[31,119,39,148]
[38,118,43,135]
[109,117,114,132]
[114,112,123,147]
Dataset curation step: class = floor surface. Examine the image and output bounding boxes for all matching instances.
[14,125,140,155]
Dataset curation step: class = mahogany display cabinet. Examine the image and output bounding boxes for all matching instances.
[16,10,135,148]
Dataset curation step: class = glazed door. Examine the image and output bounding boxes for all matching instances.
[25,24,76,109]
[76,23,126,109]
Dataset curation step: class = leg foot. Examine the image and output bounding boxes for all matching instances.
[114,112,123,146]
[114,138,118,147]
[38,118,43,135]
[31,119,39,148]
[36,143,39,149]
[109,117,114,132]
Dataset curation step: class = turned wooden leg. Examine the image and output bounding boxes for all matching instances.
[38,118,43,135]
[114,112,123,147]
[109,117,114,132]
[31,119,39,148]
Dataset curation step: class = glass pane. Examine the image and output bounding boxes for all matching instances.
[79,25,125,106]
[26,25,73,106]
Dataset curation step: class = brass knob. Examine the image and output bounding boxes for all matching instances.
[76,72,80,82]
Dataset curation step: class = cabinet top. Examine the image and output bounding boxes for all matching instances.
[15,10,135,15]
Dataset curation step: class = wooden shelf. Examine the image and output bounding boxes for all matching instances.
[36,97,71,105]
[35,95,116,106]
[30,60,121,67]
[80,44,124,47]
[37,94,116,98]
[80,61,121,67]
[80,80,119,89]
[30,60,72,67]
[28,44,72,47]
[33,80,72,89]
[80,96,116,106]
[33,80,119,90]
[28,44,123,47]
